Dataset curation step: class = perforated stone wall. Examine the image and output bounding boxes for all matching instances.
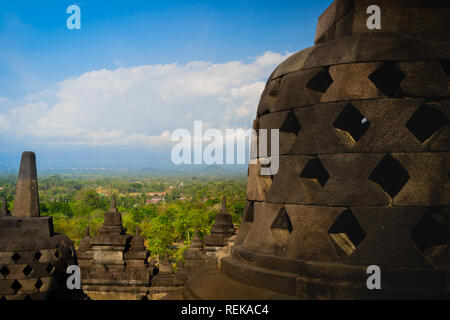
[228,0,450,299]
[0,237,77,300]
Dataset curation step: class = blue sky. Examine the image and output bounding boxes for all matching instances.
[0,0,332,169]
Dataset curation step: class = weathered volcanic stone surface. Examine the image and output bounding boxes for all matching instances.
[185,0,450,300]
[392,152,449,206]
[287,99,437,154]
[396,61,448,98]
[246,161,272,201]
[271,33,450,80]
[257,67,327,114]
[12,152,39,218]
[348,207,435,268]
[321,62,384,101]
[267,154,392,206]
[259,111,298,155]
[428,99,450,152]
[0,217,54,239]
[234,201,255,246]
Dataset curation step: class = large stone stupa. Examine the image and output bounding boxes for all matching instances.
[184,0,450,299]
[0,152,78,300]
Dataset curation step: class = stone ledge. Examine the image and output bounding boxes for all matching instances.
[183,259,300,300]
[0,217,53,239]
[0,233,73,252]
[271,33,450,80]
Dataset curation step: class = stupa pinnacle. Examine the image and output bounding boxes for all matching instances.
[12,152,40,218]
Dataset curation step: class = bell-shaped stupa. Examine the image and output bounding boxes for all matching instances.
[185,0,450,299]
[204,196,236,255]
[0,152,78,300]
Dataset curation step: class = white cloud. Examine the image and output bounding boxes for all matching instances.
[0,51,291,147]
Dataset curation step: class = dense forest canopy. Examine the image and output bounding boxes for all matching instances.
[0,172,246,261]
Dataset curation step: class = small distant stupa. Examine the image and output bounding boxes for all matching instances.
[204,196,236,255]
[183,232,208,278]
[77,196,154,300]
